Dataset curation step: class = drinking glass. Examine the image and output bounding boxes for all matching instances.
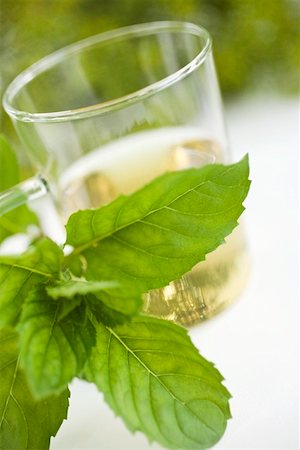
[1,21,248,325]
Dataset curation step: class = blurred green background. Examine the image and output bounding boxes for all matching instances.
[1,0,299,137]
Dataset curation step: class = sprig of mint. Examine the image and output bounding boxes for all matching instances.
[0,154,250,450]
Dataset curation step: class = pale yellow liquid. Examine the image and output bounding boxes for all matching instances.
[59,128,249,326]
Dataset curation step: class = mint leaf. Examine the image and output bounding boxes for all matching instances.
[85,315,231,450]
[66,157,250,297]
[46,279,119,299]
[18,285,95,398]
[47,279,142,316]
[0,328,69,450]
[87,294,131,327]
[54,296,83,322]
[46,278,131,324]
[0,265,43,327]
[0,134,38,242]
[0,237,63,276]
[0,238,63,326]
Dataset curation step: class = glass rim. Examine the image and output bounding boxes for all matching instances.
[3,21,212,123]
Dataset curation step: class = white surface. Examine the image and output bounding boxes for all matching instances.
[51,95,299,450]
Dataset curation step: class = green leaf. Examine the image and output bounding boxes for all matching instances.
[46,279,119,299]
[18,285,95,398]
[0,328,69,450]
[87,294,132,327]
[0,236,63,276]
[85,315,231,450]
[46,277,141,323]
[55,296,83,322]
[66,157,250,296]
[0,238,63,326]
[46,279,143,316]
[0,134,38,242]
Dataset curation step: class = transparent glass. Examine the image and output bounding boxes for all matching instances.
[2,21,248,325]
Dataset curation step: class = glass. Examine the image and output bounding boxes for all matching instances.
[2,21,248,325]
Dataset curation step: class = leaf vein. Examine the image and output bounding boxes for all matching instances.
[111,234,188,260]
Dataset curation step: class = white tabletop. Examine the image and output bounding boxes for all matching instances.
[52,94,299,450]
